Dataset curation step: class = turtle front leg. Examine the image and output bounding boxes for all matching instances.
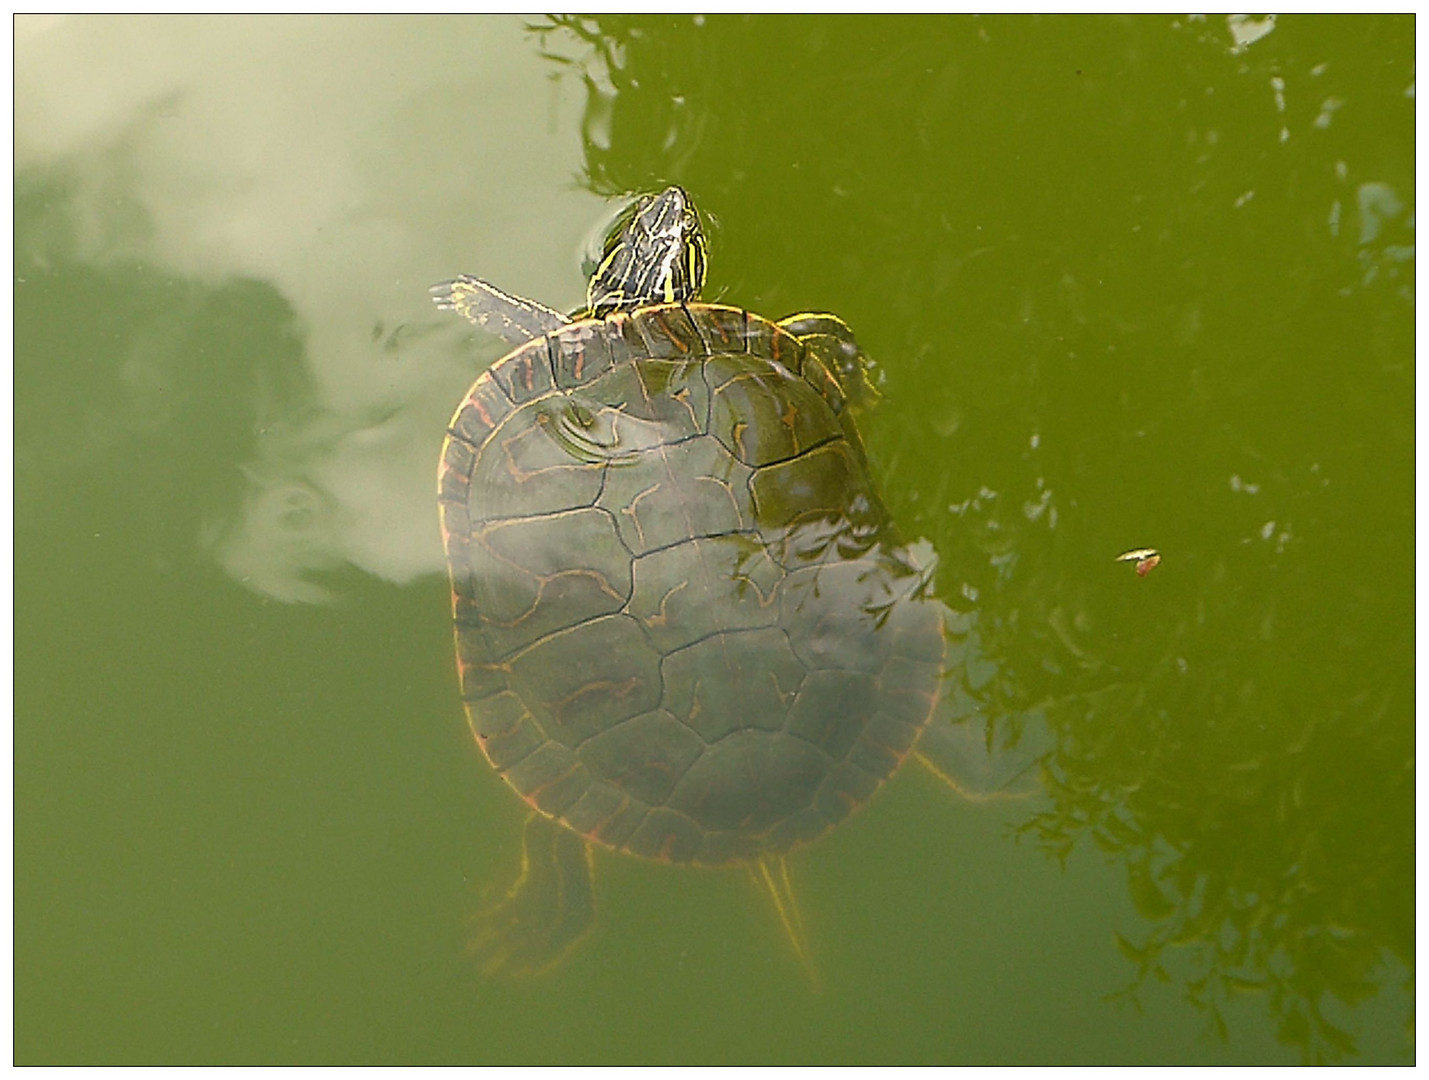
[468,812,596,977]
[778,312,881,410]
[432,275,570,346]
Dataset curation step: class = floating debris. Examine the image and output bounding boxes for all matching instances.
[1116,548,1161,578]
[1116,547,1157,563]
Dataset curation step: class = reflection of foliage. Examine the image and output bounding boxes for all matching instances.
[933,428,1412,1064]
[529,13,1413,1062]
[1003,523,1413,1062]
[526,15,715,196]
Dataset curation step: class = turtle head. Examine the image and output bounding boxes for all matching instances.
[587,186,707,316]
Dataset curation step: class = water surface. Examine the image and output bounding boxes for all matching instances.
[15,14,1413,1064]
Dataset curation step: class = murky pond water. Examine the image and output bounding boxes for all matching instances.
[16,14,1413,1064]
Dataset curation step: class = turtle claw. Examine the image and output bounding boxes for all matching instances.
[749,855,821,991]
[468,813,596,978]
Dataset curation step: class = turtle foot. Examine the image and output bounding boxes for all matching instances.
[468,812,596,978]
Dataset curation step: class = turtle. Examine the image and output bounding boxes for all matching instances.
[432,186,1025,978]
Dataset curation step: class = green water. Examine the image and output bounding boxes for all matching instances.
[15,14,1413,1064]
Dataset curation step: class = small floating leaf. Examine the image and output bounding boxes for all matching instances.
[1115,547,1161,577]
[1115,547,1158,563]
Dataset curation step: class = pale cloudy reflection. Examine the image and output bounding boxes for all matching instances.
[15,15,606,600]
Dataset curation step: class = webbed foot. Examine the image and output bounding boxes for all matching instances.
[468,813,596,977]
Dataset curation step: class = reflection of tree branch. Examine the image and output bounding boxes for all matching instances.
[526,15,713,196]
[931,465,1411,1064]
[1014,606,1409,1063]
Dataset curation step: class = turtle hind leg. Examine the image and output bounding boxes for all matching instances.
[749,854,821,991]
[468,812,596,978]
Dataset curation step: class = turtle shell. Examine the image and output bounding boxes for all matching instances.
[438,302,942,867]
